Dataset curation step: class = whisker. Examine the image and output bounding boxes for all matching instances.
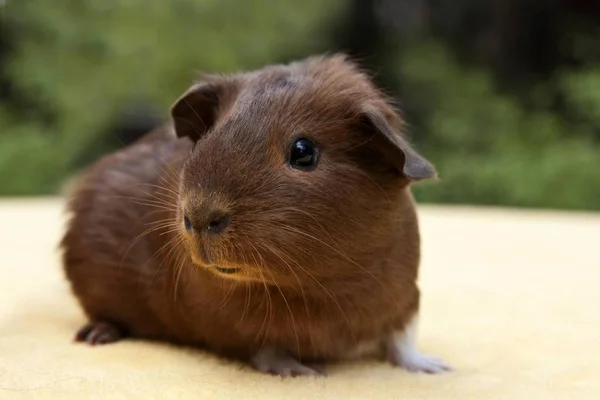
[262,242,356,346]
[172,239,189,303]
[260,253,301,356]
[278,224,385,289]
[247,241,274,348]
[110,196,176,211]
[259,244,314,354]
[274,206,338,245]
[136,182,180,199]
[219,278,238,311]
[119,217,178,268]
[142,235,185,293]
[235,241,255,327]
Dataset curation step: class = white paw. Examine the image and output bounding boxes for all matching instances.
[251,346,325,377]
[386,315,454,374]
[395,351,453,374]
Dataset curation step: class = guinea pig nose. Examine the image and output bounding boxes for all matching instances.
[206,213,230,235]
[183,215,193,233]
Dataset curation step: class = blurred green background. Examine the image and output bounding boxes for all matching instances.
[1,0,599,210]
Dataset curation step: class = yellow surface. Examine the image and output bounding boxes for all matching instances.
[1,198,599,399]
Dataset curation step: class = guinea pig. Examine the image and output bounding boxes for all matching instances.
[60,54,452,377]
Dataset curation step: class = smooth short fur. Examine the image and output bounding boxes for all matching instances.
[61,55,451,376]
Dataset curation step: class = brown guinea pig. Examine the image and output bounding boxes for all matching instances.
[60,54,452,377]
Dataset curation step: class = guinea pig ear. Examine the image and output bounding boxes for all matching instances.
[361,107,437,181]
[170,82,223,141]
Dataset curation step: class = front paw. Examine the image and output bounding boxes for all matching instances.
[75,321,123,345]
[251,346,325,377]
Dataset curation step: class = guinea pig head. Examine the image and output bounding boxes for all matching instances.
[170,55,436,287]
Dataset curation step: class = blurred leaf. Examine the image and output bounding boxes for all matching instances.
[1,0,343,194]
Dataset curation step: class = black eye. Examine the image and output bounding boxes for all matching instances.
[288,138,318,169]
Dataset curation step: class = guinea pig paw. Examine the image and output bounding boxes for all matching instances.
[74,321,123,346]
[389,350,453,374]
[386,316,453,374]
[251,346,325,377]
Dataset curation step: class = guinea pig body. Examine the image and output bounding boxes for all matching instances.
[61,55,452,376]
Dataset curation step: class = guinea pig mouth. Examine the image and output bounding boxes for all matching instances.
[215,266,239,274]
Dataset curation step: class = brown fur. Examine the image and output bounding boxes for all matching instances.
[61,54,436,368]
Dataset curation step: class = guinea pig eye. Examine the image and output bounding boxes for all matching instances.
[288,138,318,170]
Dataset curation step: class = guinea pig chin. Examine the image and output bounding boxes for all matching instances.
[188,244,244,278]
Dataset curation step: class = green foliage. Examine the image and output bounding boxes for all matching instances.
[1,2,599,210]
[397,42,600,210]
[561,66,600,130]
[0,0,342,195]
[0,116,62,194]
